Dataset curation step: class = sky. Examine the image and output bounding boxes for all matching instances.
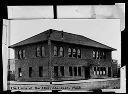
[8,19,121,64]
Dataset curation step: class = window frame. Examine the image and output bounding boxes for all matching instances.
[41,46,45,56]
[77,49,81,58]
[72,48,77,58]
[36,47,41,57]
[59,47,64,57]
[54,46,58,56]
[68,48,72,57]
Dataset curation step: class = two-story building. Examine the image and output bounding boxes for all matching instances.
[9,29,116,81]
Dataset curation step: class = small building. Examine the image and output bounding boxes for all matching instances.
[9,29,117,81]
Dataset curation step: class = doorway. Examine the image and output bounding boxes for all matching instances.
[84,67,90,79]
[108,67,111,77]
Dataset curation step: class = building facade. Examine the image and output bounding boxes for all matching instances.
[9,29,116,81]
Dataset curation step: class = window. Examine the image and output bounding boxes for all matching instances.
[97,67,100,75]
[74,67,77,76]
[99,52,102,59]
[103,52,106,59]
[77,49,81,58]
[39,66,43,77]
[69,67,73,76]
[18,51,20,59]
[42,46,45,56]
[93,51,96,59]
[18,68,22,77]
[60,66,64,76]
[23,50,25,58]
[54,66,58,77]
[19,50,22,59]
[59,47,64,56]
[78,67,81,76]
[29,67,32,77]
[54,46,58,56]
[93,67,97,75]
[68,48,72,57]
[36,47,41,57]
[100,67,102,75]
[73,48,77,58]
[103,67,106,75]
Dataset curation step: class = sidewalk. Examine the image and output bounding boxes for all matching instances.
[8,78,119,85]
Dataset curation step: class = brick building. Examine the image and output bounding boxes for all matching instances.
[9,29,116,81]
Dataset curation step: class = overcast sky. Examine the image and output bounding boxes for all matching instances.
[8,19,121,64]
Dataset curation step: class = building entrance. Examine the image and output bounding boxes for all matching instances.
[84,66,90,79]
[108,67,111,77]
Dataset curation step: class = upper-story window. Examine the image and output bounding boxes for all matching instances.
[19,50,22,59]
[73,48,77,58]
[100,52,103,59]
[23,50,25,58]
[54,46,58,56]
[18,50,25,59]
[42,46,45,56]
[103,52,106,59]
[59,47,64,56]
[93,50,106,59]
[77,49,81,58]
[93,51,96,59]
[36,47,41,57]
[68,48,72,57]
